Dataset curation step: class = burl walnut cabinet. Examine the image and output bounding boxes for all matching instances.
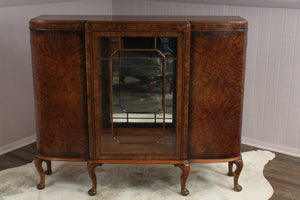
[30,15,247,196]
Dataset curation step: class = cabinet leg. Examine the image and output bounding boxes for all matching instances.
[228,159,243,191]
[45,160,52,175]
[175,163,190,196]
[228,161,234,176]
[34,157,46,190]
[87,162,102,196]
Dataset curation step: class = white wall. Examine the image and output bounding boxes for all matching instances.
[0,0,112,155]
[113,0,300,157]
[154,0,300,9]
[0,0,80,7]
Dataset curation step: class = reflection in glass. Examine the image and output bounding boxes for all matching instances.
[157,37,177,58]
[97,37,177,128]
[112,51,163,126]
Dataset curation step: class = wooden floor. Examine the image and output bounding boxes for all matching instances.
[0,143,299,200]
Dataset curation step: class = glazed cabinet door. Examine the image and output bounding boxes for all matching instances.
[88,32,185,160]
[188,30,247,159]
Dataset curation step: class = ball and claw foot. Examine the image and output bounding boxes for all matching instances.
[228,171,234,177]
[37,183,45,190]
[181,188,190,196]
[234,184,243,192]
[45,169,52,175]
[88,188,97,196]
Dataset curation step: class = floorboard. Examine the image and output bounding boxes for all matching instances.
[0,143,299,200]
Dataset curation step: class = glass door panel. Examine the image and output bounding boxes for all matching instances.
[97,59,112,132]
[112,51,164,126]
[94,33,181,157]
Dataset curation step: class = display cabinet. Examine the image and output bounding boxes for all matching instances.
[30,15,247,196]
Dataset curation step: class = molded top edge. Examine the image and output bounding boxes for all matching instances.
[30,15,247,31]
[30,15,247,24]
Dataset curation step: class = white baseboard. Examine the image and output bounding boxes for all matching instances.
[0,135,36,156]
[242,136,300,158]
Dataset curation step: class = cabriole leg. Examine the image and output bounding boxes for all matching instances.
[45,160,52,175]
[34,157,45,189]
[228,158,243,191]
[175,163,190,196]
[228,161,234,176]
[87,162,102,196]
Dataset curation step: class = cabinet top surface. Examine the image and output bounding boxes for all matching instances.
[31,15,246,24]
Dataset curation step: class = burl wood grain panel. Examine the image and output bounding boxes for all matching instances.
[31,30,89,158]
[188,30,246,159]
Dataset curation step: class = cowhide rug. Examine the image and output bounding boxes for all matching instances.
[0,150,275,200]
